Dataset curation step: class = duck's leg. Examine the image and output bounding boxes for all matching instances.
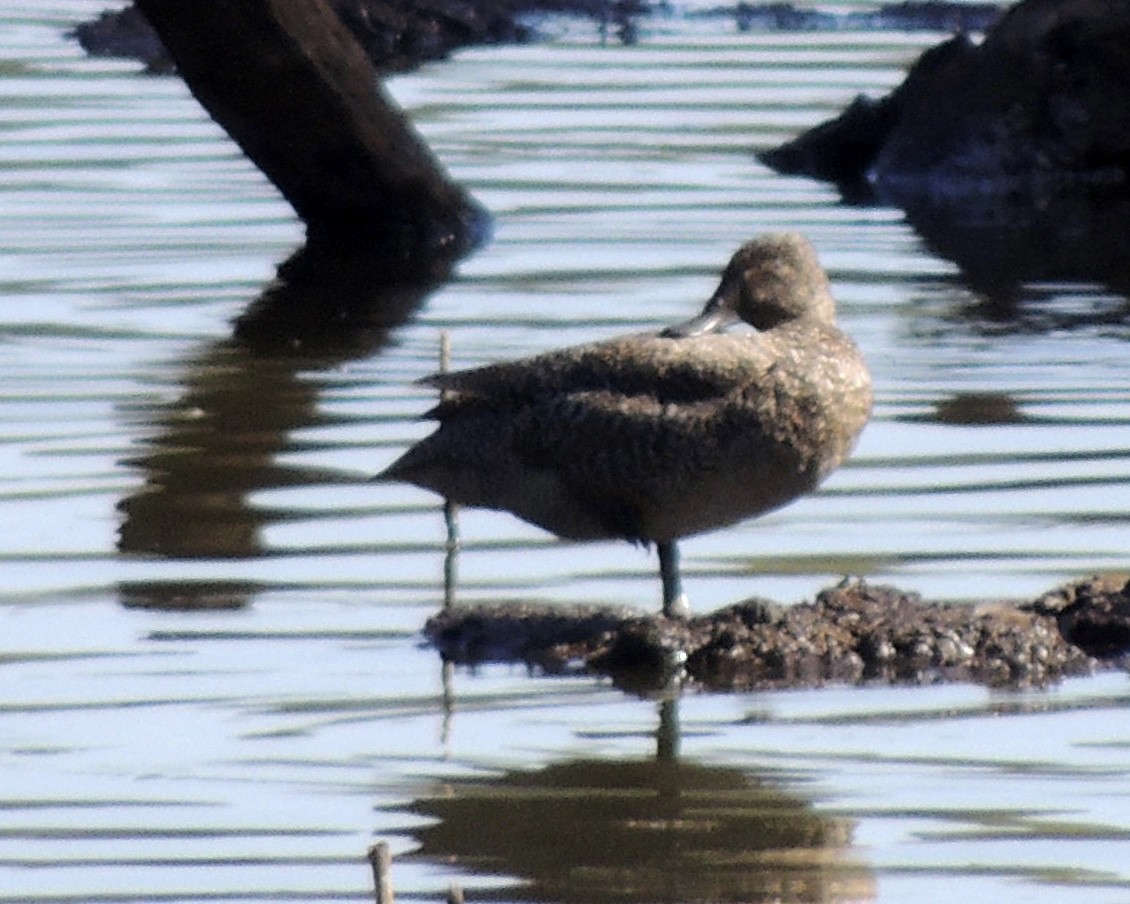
[442,499,460,610]
[658,541,690,619]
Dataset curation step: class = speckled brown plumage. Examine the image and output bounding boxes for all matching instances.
[379,233,873,615]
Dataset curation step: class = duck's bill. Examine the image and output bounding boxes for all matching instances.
[660,288,740,338]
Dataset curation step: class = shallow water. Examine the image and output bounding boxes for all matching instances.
[2,3,1130,902]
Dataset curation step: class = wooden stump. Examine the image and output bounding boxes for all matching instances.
[135,0,488,255]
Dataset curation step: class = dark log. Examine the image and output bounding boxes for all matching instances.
[134,0,488,255]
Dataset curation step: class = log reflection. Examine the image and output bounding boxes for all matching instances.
[116,242,450,610]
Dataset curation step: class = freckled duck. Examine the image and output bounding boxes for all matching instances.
[378,233,873,617]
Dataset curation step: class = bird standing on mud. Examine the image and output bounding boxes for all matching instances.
[378,233,872,617]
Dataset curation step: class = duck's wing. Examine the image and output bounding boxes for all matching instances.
[421,333,771,419]
[509,338,783,527]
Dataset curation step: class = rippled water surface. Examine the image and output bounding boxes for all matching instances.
[3,3,1130,902]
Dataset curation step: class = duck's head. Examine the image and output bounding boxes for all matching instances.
[663,233,835,337]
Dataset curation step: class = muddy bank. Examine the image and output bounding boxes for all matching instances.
[425,575,1130,692]
[760,0,1130,198]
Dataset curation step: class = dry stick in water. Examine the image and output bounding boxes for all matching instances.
[438,332,459,750]
[367,842,394,904]
[366,837,464,904]
[439,331,460,609]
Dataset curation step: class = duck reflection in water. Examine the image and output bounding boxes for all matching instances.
[378,234,873,617]
[403,699,873,904]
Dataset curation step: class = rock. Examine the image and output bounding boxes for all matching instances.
[759,0,1130,196]
[683,580,1094,689]
[758,93,897,196]
[73,1,1005,75]
[426,600,631,670]
[69,5,172,72]
[1027,574,1130,662]
[72,0,651,75]
[422,575,1130,693]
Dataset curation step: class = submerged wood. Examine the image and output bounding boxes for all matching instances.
[134,0,487,254]
[424,575,1130,691]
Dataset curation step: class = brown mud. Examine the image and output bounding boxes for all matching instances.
[425,574,1130,693]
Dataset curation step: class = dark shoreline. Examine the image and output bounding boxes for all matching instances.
[71,1,1004,75]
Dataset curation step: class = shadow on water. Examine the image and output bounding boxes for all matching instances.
[115,241,455,611]
[916,391,1028,426]
[401,699,874,903]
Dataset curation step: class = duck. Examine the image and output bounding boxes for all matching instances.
[377,233,872,618]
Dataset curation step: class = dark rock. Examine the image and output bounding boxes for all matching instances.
[759,0,1130,196]
[73,1,1005,74]
[587,616,696,692]
[684,580,1095,689]
[865,0,1002,31]
[708,1,1002,33]
[69,5,173,72]
[758,93,897,195]
[422,575,1128,693]
[72,0,652,75]
[426,600,630,671]
[1028,574,1130,662]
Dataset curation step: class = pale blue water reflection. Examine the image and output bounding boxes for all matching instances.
[1,3,1130,903]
